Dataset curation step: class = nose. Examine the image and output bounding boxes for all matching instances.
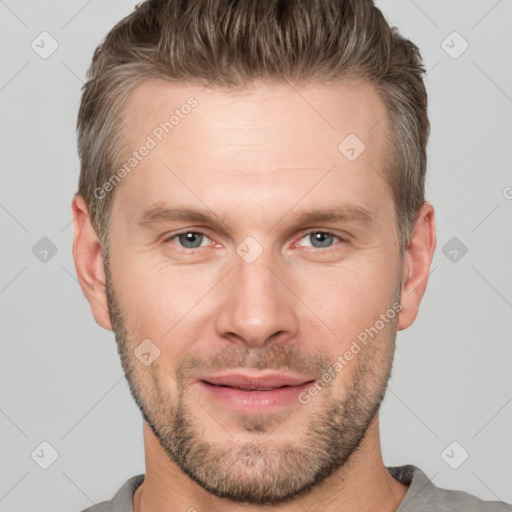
[215,249,299,348]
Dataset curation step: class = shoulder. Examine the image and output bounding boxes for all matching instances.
[388,465,511,512]
[78,474,145,512]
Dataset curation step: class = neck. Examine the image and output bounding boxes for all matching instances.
[134,414,408,512]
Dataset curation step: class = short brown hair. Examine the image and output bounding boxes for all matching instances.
[76,0,429,257]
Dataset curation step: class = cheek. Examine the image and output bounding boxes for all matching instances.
[292,256,400,351]
[110,252,219,346]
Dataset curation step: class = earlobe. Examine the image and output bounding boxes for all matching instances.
[71,194,113,331]
[398,203,436,331]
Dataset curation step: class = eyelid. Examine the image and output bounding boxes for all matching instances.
[162,229,216,247]
[292,229,346,249]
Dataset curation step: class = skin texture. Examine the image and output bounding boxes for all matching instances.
[72,80,436,512]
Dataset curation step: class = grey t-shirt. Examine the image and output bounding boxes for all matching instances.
[79,465,511,511]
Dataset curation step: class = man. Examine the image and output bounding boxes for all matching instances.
[71,0,509,511]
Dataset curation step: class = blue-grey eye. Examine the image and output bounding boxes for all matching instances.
[177,232,205,249]
[300,231,339,248]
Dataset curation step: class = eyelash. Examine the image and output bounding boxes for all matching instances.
[294,229,344,249]
[163,229,345,251]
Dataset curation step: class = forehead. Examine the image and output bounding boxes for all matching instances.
[114,79,391,219]
[121,78,388,156]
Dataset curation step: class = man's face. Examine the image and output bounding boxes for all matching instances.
[105,80,403,505]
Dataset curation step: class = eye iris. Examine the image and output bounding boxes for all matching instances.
[310,232,334,248]
[179,232,203,248]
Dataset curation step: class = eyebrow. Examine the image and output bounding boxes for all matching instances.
[136,203,373,231]
[288,206,373,228]
[137,205,225,228]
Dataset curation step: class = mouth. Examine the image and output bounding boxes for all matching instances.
[197,372,316,412]
[203,384,294,391]
[200,372,314,389]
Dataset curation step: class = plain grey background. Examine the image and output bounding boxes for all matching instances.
[1,0,511,510]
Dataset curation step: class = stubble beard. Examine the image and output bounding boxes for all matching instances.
[104,263,398,505]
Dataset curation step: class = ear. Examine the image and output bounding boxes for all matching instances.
[398,202,436,331]
[71,194,113,331]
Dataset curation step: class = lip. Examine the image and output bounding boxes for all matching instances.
[197,371,316,413]
[200,371,312,390]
